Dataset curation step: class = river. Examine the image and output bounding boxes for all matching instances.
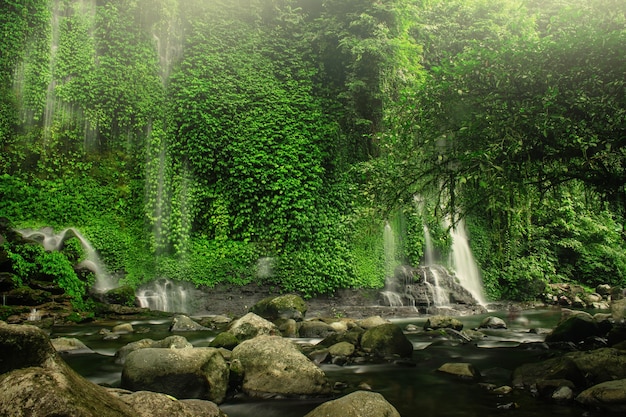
[50,308,590,417]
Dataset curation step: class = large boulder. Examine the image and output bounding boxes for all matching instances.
[115,335,192,364]
[512,356,586,389]
[250,294,307,321]
[227,312,279,341]
[360,323,413,358]
[566,348,626,385]
[121,347,229,403]
[545,313,602,344]
[0,321,57,373]
[231,335,332,397]
[0,322,136,417]
[576,379,626,413]
[304,390,400,417]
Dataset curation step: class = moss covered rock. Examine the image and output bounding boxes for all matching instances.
[250,294,307,321]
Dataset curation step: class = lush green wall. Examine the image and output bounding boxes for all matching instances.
[1,0,624,302]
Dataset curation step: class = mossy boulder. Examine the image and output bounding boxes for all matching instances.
[105,285,137,306]
[250,294,307,321]
[545,313,602,344]
[360,323,413,358]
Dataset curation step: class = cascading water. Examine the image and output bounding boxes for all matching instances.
[449,219,487,305]
[136,278,192,314]
[18,227,118,293]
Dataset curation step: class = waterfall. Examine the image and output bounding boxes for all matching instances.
[18,227,118,293]
[383,221,397,279]
[449,219,487,305]
[136,278,192,313]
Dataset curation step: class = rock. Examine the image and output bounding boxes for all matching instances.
[356,315,390,329]
[566,348,626,384]
[512,356,585,389]
[437,362,481,380]
[104,285,137,306]
[110,389,226,417]
[360,323,413,358]
[227,312,279,341]
[424,315,463,331]
[121,347,229,403]
[545,312,601,344]
[209,332,239,350]
[113,323,134,334]
[298,320,337,338]
[536,379,576,398]
[0,321,57,373]
[596,284,612,297]
[0,323,137,417]
[328,341,356,358]
[51,337,92,353]
[317,328,364,348]
[552,385,574,403]
[169,314,209,332]
[612,298,626,321]
[231,335,332,397]
[576,379,626,413]
[479,316,507,329]
[275,318,298,337]
[492,385,513,395]
[249,294,307,321]
[303,390,400,417]
[115,335,192,365]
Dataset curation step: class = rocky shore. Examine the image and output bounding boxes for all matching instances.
[2,291,626,416]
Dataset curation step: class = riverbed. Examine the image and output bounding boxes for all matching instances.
[50,308,592,417]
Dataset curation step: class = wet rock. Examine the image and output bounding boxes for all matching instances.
[275,318,297,337]
[250,294,307,321]
[612,298,626,321]
[424,315,463,331]
[304,390,400,417]
[328,341,356,358]
[231,335,332,397]
[596,284,612,297]
[479,316,507,329]
[209,332,239,350]
[545,313,601,344]
[317,327,364,348]
[552,386,574,403]
[121,347,229,403]
[0,321,57,373]
[576,379,626,413]
[566,348,626,385]
[113,323,134,334]
[437,362,481,380]
[356,315,389,329]
[361,323,413,358]
[0,322,137,417]
[115,335,192,365]
[227,312,279,341]
[110,389,226,417]
[51,337,92,353]
[298,320,337,338]
[169,314,209,332]
[512,356,585,389]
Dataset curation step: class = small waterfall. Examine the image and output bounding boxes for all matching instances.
[423,225,436,266]
[449,219,487,305]
[18,227,118,293]
[427,266,450,306]
[136,278,192,313]
[383,221,397,279]
[28,308,41,321]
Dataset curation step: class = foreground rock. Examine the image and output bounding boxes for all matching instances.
[304,390,401,417]
[121,347,229,403]
[232,335,332,397]
[0,322,222,417]
[576,379,626,413]
[109,389,227,417]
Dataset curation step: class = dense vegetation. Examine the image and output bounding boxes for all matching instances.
[0,0,624,305]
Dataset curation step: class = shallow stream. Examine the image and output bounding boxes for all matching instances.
[51,308,592,417]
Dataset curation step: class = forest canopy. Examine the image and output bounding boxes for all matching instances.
[0,0,625,302]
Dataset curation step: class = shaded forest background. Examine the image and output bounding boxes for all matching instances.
[1,0,624,306]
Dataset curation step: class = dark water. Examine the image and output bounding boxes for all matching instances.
[50,309,593,417]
